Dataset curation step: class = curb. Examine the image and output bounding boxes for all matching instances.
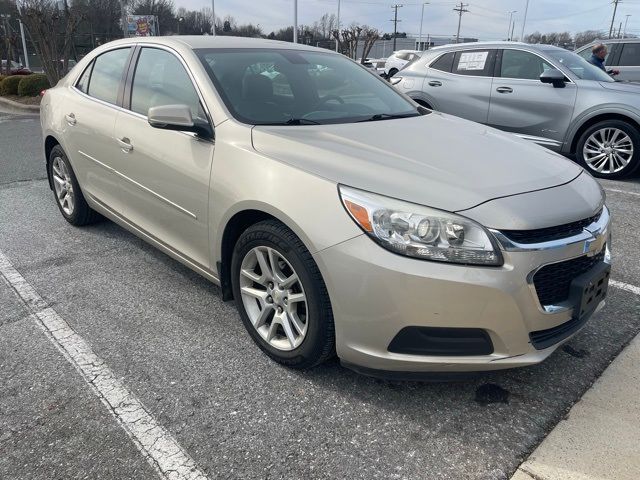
[0,96,40,113]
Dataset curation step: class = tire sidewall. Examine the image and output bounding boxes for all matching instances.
[576,120,640,179]
[49,145,80,222]
[230,224,329,366]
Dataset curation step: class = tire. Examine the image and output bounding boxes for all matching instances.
[387,68,399,78]
[48,145,101,226]
[231,220,335,369]
[575,120,640,179]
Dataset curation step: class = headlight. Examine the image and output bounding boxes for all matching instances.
[339,185,503,266]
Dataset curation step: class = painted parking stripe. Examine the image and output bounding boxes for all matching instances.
[0,250,209,480]
[610,279,640,296]
[605,188,640,197]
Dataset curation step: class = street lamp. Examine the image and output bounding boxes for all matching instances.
[177,16,184,35]
[507,10,517,41]
[623,14,631,39]
[419,3,429,51]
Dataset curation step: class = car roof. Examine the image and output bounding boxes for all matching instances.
[427,41,564,53]
[102,35,331,53]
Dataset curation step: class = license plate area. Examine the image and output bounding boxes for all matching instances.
[569,261,611,320]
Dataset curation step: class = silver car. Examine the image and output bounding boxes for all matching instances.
[576,39,640,82]
[394,41,640,179]
[41,37,610,377]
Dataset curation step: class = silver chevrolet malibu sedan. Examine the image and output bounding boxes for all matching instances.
[41,37,611,378]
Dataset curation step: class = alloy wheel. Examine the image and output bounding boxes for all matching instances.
[583,127,634,174]
[52,156,75,215]
[239,246,308,351]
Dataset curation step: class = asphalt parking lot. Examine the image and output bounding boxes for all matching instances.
[1,109,639,480]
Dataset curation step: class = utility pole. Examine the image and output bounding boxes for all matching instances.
[390,4,403,52]
[453,3,468,44]
[511,21,516,42]
[419,3,429,51]
[335,0,340,52]
[211,0,216,36]
[507,10,517,41]
[623,14,631,39]
[618,21,623,38]
[609,0,620,39]
[14,4,30,70]
[293,0,298,43]
[520,0,529,42]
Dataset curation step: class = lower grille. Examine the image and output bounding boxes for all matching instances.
[533,249,606,306]
[530,315,588,350]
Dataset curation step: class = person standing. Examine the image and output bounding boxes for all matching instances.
[588,44,620,76]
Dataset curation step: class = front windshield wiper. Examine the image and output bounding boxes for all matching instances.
[357,112,422,122]
[284,118,323,125]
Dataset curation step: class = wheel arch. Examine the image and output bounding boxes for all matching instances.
[216,205,317,302]
[44,134,62,190]
[569,112,640,154]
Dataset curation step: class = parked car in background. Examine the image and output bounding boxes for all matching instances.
[394,41,640,179]
[1,60,32,75]
[575,39,640,82]
[41,37,611,377]
[358,57,387,76]
[384,50,421,77]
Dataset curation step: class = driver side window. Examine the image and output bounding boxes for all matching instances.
[130,47,205,120]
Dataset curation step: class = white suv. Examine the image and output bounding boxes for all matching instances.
[384,50,421,77]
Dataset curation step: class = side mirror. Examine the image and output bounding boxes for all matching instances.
[148,104,213,139]
[540,69,567,88]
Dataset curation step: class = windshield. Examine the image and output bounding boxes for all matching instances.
[195,48,419,125]
[544,49,615,82]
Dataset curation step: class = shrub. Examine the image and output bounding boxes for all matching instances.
[0,74,5,83]
[18,74,50,97]
[0,75,23,96]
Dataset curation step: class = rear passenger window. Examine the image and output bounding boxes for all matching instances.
[500,50,553,80]
[618,43,640,66]
[87,48,131,105]
[430,52,455,72]
[453,50,495,76]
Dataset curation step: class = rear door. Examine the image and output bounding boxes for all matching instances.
[487,49,577,150]
[112,46,215,269]
[422,48,496,124]
[614,43,640,82]
[64,47,133,212]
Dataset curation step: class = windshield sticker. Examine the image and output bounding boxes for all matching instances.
[457,52,488,71]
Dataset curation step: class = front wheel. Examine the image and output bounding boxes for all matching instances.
[576,120,640,179]
[230,220,335,369]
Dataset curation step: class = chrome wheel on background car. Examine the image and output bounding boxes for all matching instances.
[582,128,633,174]
[576,120,640,179]
[52,156,75,215]
[239,246,308,351]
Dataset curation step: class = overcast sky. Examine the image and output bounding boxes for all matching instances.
[179,0,640,40]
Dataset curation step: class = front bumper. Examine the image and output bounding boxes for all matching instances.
[313,208,610,374]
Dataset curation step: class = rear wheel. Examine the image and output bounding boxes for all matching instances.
[231,220,335,369]
[576,120,640,179]
[48,145,100,225]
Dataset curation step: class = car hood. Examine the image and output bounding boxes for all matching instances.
[598,81,640,93]
[251,112,582,212]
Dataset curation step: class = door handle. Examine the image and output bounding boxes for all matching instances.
[65,113,76,126]
[116,137,134,153]
[496,86,513,94]
[428,80,442,87]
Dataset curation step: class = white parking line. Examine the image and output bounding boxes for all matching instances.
[610,279,640,296]
[605,188,640,197]
[0,250,209,480]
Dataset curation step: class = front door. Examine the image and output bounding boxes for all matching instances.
[113,47,214,269]
[488,49,577,150]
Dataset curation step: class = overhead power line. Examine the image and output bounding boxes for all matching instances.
[453,2,468,43]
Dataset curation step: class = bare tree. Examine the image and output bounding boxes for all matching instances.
[360,26,380,63]
[17,0,82,84]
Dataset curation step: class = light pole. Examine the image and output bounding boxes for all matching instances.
[211,0,216,36]
[507,10,516,41]
[520,0,529,42]
[418,3,429,51]
[177,16,183,35]
[335,0,340,52]
[623,14,631,39]
[293,0,298,43]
